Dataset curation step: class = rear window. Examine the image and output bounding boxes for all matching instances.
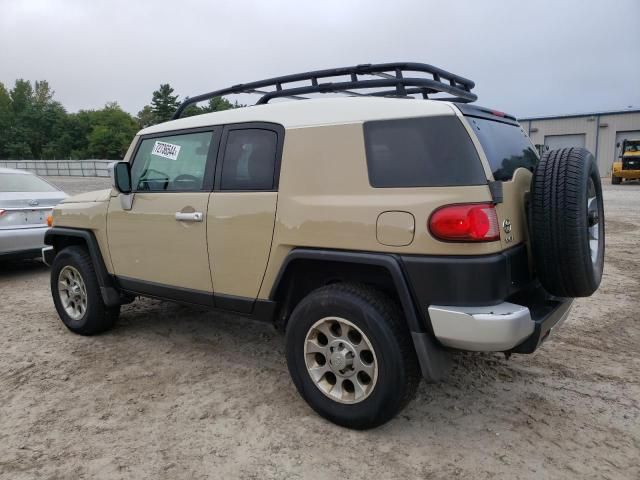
[363,116,486,188]
[467,117,538,181]
[0,173,58,192]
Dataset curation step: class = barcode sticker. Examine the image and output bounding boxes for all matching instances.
[151,141,181,161]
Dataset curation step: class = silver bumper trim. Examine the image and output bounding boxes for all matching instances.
[428,302,535,351]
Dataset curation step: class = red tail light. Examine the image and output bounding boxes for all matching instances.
[429,203,500,242]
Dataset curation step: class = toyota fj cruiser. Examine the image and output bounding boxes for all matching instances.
[43,63,604,429]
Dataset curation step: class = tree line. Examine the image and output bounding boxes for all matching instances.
[0,81,240,160]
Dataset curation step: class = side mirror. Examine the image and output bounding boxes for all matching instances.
[110,161,132,194]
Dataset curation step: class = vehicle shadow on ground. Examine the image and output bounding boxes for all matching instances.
[0,259,48,279]
[111,298,530,431]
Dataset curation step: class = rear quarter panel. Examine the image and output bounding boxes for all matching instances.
[259,122,502,298]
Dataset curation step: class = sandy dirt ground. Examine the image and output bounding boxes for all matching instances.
[0,177,638,479]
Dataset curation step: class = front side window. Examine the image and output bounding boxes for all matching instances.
[220,129,278,190]
[131,131,213,192]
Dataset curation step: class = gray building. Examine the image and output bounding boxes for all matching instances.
[518,109,640,175]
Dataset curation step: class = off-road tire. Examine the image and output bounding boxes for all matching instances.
[530,147,605,297]
[611,175,621,185]
[285,283,420,430]
[51,246,120,335]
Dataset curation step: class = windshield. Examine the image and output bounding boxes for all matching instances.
[624,142,640,153]
[0,173,59,192]
[467,117,539,181]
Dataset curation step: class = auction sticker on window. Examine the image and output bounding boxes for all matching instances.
[151,141,181,161]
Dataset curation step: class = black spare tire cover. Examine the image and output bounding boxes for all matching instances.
[530,147,605,297]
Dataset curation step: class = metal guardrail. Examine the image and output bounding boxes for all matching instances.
[0,160,115,177]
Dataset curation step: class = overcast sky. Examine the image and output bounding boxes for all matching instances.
[1,0,639,118]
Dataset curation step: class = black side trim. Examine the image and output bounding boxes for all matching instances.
[117,276,214,307]
[214,292,253,313]
[270,248,427,334]
[252,299,278,322]
[116,276,278,322]
[44,227,120,306]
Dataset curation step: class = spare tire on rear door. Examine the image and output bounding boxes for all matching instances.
[530,147,605,297]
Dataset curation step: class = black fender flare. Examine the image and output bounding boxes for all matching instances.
[270,248,451,381]
[44,227,121,306]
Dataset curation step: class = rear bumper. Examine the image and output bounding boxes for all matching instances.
[0,226,48,257]
[428,296,573,352]
[400,244,574,353]
[401,244,531,309]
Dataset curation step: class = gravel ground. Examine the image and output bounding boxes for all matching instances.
[0,178,639,479]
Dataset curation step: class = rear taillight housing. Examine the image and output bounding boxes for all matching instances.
[429,203,500,242]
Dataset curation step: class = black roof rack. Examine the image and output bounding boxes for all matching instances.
[172,62,477,120]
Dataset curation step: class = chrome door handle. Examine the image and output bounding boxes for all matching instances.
[175,212,203,222]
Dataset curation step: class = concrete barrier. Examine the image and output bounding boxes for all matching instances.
[0,160,116,177]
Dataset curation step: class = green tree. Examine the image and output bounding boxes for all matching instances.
[85,102,138,159]
[33,80,54,105]
[136,104,157,128]
[0,82,13,158]
[0,79,249,161]
[151,83,179,123]
[177,96,244,118]
[9,79,33,115]
[207,96,233,112]
[201,96,243,113]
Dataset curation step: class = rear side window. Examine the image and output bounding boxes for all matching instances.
[467,117,538,181]
[220,129,278,190]
[364,116,486,188]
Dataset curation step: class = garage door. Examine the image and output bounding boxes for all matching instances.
[615,130,640,158]
[544,134,586,150]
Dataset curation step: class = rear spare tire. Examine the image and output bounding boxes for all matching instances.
[530,147,604,297]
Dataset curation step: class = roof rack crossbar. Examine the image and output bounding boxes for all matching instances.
[172,62,476,119]
[244,88,308,100]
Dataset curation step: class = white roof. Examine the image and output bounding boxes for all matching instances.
[139,97,458,135]
[0,167,31,175]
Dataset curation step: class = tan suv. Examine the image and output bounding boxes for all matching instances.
[43,63,605,429]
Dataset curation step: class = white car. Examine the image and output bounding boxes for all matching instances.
[0,167,67,260]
